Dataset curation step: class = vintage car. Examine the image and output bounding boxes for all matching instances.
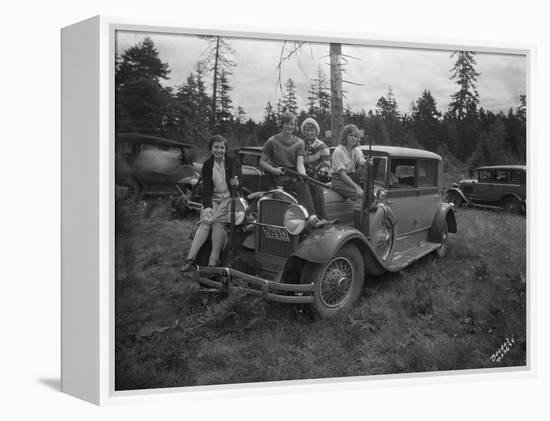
[116,133,201,206]
[233,146,275,194]
[444,165,526,213]
[188,145,457,318]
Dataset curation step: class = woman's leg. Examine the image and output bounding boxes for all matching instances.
[289,180,316,215]
[309,184,326,219]
[208,223,227,266]
[186,222,211,260]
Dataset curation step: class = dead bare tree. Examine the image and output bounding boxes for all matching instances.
[277,41,363,145]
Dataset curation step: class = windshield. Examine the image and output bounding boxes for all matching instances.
[372,157,387,186]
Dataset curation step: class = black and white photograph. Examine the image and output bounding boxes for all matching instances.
[114,29,527,391]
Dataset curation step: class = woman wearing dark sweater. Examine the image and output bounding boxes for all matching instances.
[180,135,242,272]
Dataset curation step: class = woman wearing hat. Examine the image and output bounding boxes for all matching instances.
[259,111,324,228]
[300,117,329,221]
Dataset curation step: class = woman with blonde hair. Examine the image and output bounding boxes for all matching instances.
[330,124,367,210]
[300,117,330,220]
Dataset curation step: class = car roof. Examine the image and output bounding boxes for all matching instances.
[240,144,442,160]
[476,165,526,171]
[238,146,263,154]
[330,145,441,160]
[116,132,192,148]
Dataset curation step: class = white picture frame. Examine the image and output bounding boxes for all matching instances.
[61,15,532,405]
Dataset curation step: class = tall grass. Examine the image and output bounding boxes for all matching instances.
[115,201,526,390]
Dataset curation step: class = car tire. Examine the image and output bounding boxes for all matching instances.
[502,196,522,214]
[434,220,449,258]
[127,178,142,203]
[301,244,365,319]
[445,191,462,208]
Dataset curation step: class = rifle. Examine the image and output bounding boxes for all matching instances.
[279,167,333,190]
[229,176,240,265]
[360,136,373,236]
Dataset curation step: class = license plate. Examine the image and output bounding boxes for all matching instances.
[262,226,290,242]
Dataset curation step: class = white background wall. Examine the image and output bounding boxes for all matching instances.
[0,0,547,419]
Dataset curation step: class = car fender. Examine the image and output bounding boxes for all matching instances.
[428,203,457,243]
[501,192,525,207]
[290,225,387,276]
[368,203,397,233]
[445,187,468,204]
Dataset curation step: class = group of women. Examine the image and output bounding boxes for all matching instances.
[180,112,368,272]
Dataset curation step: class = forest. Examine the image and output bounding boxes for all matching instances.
[116,36,526,175]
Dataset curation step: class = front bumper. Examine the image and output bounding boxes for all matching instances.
[192,266,314,304]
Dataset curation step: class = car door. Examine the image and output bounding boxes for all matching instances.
[416,158,441,230]
[472,169,496,204]
[386,158,417,236]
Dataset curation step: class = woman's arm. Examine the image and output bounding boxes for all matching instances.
[296,155,306,176]
[339,169,363,197]
[259,155,283,175]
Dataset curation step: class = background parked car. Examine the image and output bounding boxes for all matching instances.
[115,133,201,206]
[444,165,526,213]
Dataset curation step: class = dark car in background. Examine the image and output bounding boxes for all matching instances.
[444,165,526,213]
[234,146,273,195]
[115,133,201,204]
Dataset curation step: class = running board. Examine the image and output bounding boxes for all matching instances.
[387,241,440,270]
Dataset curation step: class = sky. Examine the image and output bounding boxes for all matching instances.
[116,30,527,122]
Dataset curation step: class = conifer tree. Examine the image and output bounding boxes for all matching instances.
[202,36,236,129]
[282,78,298,115]
[447,50,481,160]
[412,90,442,151]
[448,51,480,120]
[115,37,171,134]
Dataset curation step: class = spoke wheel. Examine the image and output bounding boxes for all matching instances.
[301,245,364,318]
[373,218,394,261]
[319,257,354,308]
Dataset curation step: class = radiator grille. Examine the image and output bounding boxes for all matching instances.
[257,199,297,258]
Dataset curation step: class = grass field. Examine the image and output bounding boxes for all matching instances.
[114,199,526,391]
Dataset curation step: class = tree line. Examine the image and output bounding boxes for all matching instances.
[116,37,526,172]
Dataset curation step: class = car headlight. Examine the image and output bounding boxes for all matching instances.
[233,198,248,226]
[284,204,309,235]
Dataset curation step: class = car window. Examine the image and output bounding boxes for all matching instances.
[418,159,438,187]
[509,170,525,184]
[119,142,134,156]
[390,158,416,188]
[495,169,509,182]
[372,157,387,185]
[478,169,494,182]
[180,148,193,165]
[240,153,260,167]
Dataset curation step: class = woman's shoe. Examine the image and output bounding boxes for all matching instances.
[179,258,197,273]
[307,215,325,228]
